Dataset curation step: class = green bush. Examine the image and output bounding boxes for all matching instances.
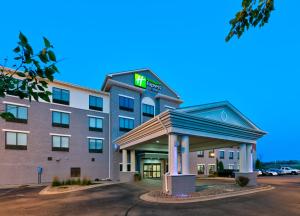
[134,173,142,181]
[52,176,61,187]
[51,177,92,187]
[81,177,92,185]
[236,176,249,187]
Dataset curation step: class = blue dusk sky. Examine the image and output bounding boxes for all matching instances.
[1,1,299,161]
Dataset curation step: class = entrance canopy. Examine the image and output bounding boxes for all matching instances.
[114,101,266,151]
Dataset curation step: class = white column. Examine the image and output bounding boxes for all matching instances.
[122,149,128,172]
[239,143,247,173]
[181,136,190,175]
[246,144,253,172]
[130,150,136,172]
[168,134,178,175]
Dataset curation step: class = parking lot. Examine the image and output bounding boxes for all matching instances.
[0,175,299,216]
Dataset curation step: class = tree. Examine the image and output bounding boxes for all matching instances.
[226,0,275,41]
[218,160,224,172]
[0,32,59,120]
[255,159,263,169]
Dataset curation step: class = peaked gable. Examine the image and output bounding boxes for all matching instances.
[176,101,260,130]
[101,69,180,99]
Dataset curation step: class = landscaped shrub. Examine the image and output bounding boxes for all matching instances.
[52,176,61,187]
[51,177,92,187]
[217,169,236,178]
[236,176,249,187]
[81,177,92,185]
[134,173,142,181]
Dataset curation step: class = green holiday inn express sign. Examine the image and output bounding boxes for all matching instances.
[134,73,161,91]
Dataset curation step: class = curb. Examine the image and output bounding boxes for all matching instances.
[39,182,121,195]
[140,185,274,204]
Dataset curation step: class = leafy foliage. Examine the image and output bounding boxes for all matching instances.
[226,0,275,41]
[0,32,59,120]
[255,159,263,169]
[236,176,250,187]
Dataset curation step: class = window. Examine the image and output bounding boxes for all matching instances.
[5,131,28,150]
[71,168,81,178]
[142,104,155,117]
[52,111,70,128]
[208,164,216,174]
[197,164,205,175]
[237,151,240,160]
[209,150,215,158]
[88,117,103,132]
[228,164,234,170]
[197,150,204,157]
[219,150,225,159]
[89,96,103,111]
[88,138,103,153]
[5,104,28,123]
[7,79,28,97]
[229,151,234,160]
[119,96,134,111]
[119,117,134,132]
[52,87,70,105]
[52,135,69,151]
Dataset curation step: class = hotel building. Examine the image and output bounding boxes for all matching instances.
[0,69,262,185]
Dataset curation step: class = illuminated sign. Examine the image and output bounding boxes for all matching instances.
[134,73,161,91]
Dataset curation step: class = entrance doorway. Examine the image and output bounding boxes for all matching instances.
[143,163,161,179]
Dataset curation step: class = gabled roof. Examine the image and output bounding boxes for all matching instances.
[101,68,180,98]
[176,101,262,131]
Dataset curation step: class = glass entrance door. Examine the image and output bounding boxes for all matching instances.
[143,163,161,179]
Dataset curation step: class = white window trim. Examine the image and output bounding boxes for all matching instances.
[49,133,71,137]
[50,108,72,114]
[118,115,135,120]
[228,164,235,169]
[165,105,175,110]
[87,114,104,119]
[2,129,30,134]
[87,137,104,140]
[118,94,135,99]
[3,101,30,107]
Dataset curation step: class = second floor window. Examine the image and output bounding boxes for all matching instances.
[197,150,204,157]
[52,135,69,152]
[52,87,70,105]
[229,151,234,159]
[119,96,134,112]
[119,117,134,132]
[52,111,70,128]
[219,151,225,159]
[88,138,103,153]
[142,104,155,117]
[89,96,103,111]
[89,117,103,132]
[5,131,28,150]
[5,104,28,123]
